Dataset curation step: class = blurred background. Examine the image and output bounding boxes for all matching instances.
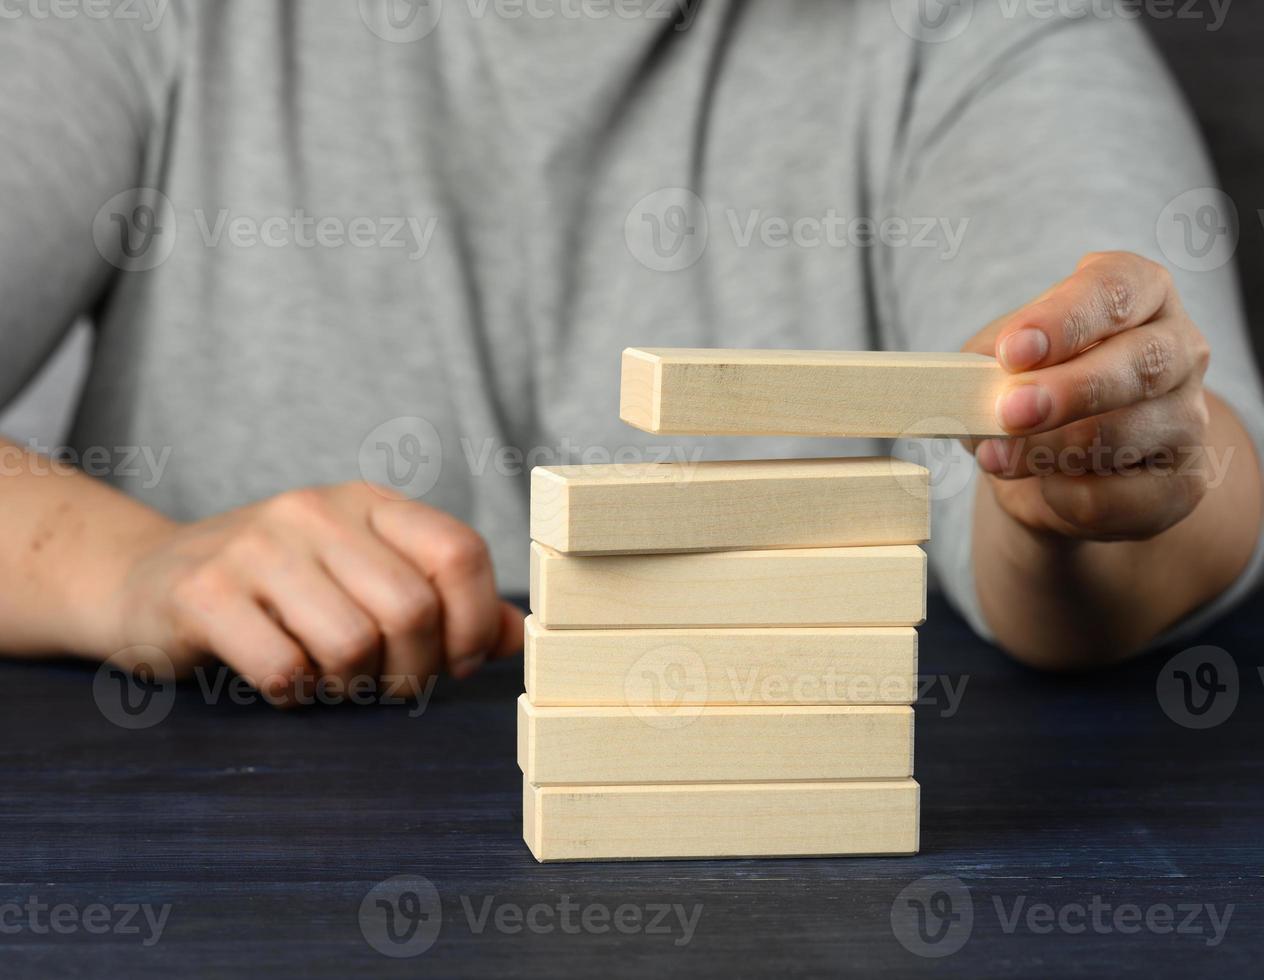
[3,5,1262,447]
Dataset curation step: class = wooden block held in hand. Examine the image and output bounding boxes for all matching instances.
[529,542,926,628]
[517,696,914,784]
[524,617,917,706]
[620,347,1007,437]
[524,777,920,861]
[531,457,929,555]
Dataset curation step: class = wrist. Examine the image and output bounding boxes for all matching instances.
[66,509,180,658]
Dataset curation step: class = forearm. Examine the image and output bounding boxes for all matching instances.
[973,393,1263,668]
[0,437,174,658]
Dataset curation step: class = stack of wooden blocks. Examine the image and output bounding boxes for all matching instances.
[519,348,1005,862]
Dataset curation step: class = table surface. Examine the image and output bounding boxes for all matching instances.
[1,593,1260,979]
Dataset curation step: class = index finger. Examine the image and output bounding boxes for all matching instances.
[995,252,1174,373]
[369,500,509,667]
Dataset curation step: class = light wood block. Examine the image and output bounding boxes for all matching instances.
[524,616,917,706]
[517,696,914,784]
[524,777,920,861]
[530,457,929,555]
[620,347,1007,437]
[529,542,926,628]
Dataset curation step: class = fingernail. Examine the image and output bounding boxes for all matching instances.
[451,653,485,680]
[998,385,1052,431]
[976,439,1004,474]
[999,328,1049,371]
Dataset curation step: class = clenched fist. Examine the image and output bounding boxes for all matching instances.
[104,483,524,704]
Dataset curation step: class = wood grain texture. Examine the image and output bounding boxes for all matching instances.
[524,616,918,706]
[524,777,920,861]
[530,457,929,555]
[517,696,914,784]
[529,541,926,628]
[619,347,1007,437]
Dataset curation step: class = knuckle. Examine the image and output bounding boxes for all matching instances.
[1186,390,1211,431]
[380,579,440,635]
[323,617,380,669]
[1065,481,1110,528]
[1096,273,1135,329]
[362,481,408,503]
[224,526,275,567]
[1060,305,1094,354]
[168,566,233,632]
[171,565,230,607]
[1191,334,1211,377]
[433,527,491,579]
[268,488,334,526]
[1077,370,1106,415]
[1133,335,1174,398]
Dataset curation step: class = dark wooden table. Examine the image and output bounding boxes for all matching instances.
[2,593,1260,978]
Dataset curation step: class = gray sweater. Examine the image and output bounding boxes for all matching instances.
[2,0,1262,637]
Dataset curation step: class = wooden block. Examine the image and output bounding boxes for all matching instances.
[517,696,914,784]
[524,777,920,861]
[531,457,929,555]
[524,616,917,706]
[620,347,1007,437]
[529,542,926,628]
